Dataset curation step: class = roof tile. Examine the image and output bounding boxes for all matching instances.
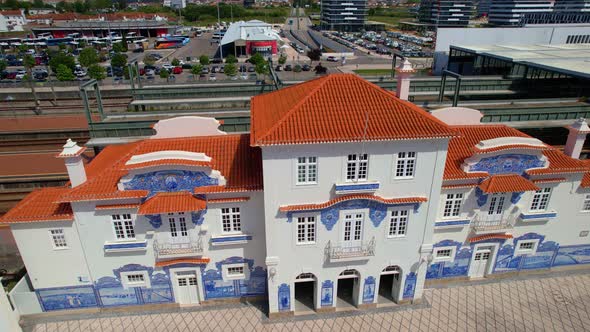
[138,192,206,215]
[0,188,73,224]
[478,174,539,193]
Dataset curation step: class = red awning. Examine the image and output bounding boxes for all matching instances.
[138,191,206,215]
[469,233,513,243]
[155,258,210,267]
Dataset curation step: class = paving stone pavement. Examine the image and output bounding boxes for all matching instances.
[23,273,590,332]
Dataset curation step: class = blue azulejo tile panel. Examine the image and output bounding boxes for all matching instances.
[402,272,417,299]
[37,286,98,311]
[434,220,470,227]
[519,212,558,220]
[278,283,290,311]
[238,266,267,296]
[469,154,545,175]
[103,241,147,251]
[123,170,218,197]
[202,257,266,299]
[95,277,140,307]
[202,269,236,299]
[553,244,590,267]
[321,280,333,307]
[521,241,558,270]
[362,276,376,304]
[141,273,174,304]
[441,247,472,278]
[335,183,380,192]
[494,244,521,273]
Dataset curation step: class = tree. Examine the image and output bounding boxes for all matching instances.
[278,54,287,65]
[0,60,6,73]
[191,64,203,76]
[224,63,237,77]
[225,54,237,64]
[111,53,127,69]
[88,64,106,80]
[171,58,180,67]
[56,64,75,81]
[255,60,268,80]
[143,56,155,67]
[58,43,66,51]
[248,52,264,66]
[314,63,327,75]
[199,54,209,65]
[112,42,126,53]
[23,54,40,113]
[121,34,129,52]
[48,52,76,72]
[79,47,99,68]
[307,49,322,63]
[159,68,170,82]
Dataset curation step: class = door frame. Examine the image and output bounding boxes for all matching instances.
[469,243,500,278]
[169,267,204,305]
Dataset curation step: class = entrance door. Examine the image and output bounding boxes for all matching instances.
[469,248,492,278]
[343,213,363,248]
[168,212,189,244]
[379,266,401,304]
[176,272,199,304]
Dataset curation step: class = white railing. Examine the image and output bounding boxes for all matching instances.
[471,212,515,233]
[153,235,203,259]
[327,237,376,260]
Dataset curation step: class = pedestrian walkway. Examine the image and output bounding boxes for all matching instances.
[23,271,590,331]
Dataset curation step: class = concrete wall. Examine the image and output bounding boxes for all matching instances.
[261,139,449,314]
[433,25,590,74]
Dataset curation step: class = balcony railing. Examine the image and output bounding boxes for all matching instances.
[327,237,376,260]
[471,212,515,233]
[153,235,203,259]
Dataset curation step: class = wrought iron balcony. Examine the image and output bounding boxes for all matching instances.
[471,212,515,234]
[153,235,203,259]
[327,237,376,261]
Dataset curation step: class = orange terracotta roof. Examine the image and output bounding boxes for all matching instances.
[473,144,548,154]
[279,194,427,212]
[0,115,95,133]
[0,10,22,16]
[194,185,262,194]
[0,188,73,224]
[138,192,206,215]
[250,74,456,146]
[531,178,566,184]
[582,160,590,188]
[441,183,477,190]
[0,152,69,178]
[469,233,513,243]
[446,125,590,180]
[155,258,210,267]
[122,159,212,170]
[478,174,539,193]
[96,204,140,210]
[207,197,250,204]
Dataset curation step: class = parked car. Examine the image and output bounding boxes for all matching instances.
[133,48,144,53]
[326,56,338,62]
[302,64,311,71]
[201,66,210,74]
[173,66,183,74]
[145,68,155,76]
[211,65,219,73]
[162,63,174,71]
[208,73,217,81]
[275,65,283,71]
[182,63,193,69]
[239,65,247,73]
[247,66,255,72]
[284,64,293,71]
[210,58,223,64]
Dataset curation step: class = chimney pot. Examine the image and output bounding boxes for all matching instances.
[564,118,590,159]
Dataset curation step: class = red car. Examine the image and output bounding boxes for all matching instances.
[172,66,183,74]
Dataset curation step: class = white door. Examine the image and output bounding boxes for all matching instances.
[343,213,363,248]
[176,272,199,304]
[168,212,189,244]
[469,248,492,278]
[487,194,506,218]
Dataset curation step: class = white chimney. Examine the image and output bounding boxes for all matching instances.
[395,58,416,101]
[57,139,87,187]
[564,118,590,159]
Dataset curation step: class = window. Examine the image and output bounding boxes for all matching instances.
[582,194,590,212]
[49,229,67,249]
[530,188,552,211]
[388,210,409,237]
[227,266,244,276]
[127,274,145,284]
[168,213,188,238]
[395,151,416,178]
[296,216,316,244]
[112,214,135,240]
[515,240,538,256]
[346,153,368,181]
[443,193,463,217]
[296,156,317,184]
[518,242,535,251]
[433,247,455,262]
[436,249,452,258]
[221,207,241,233]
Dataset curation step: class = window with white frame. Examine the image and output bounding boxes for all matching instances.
[112,214,135,240]
[121,271,150,288]
[530,188,552,211]
[296,216,316,244]
[388,210,409,237]
[395,151,417,178]
[346,153,368,181]
[227,266,244,276]
[223,264,249,280]
[126,274,145,284]
[515,240,538,256]
[433,247,455,261]
[221,207,241,233]
[49,229,67,249]
[443,193,463,218]
[296,156,317,184]
[582,194,590,212]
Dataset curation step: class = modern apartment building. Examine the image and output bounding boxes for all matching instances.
[320,0,368,32]
[489,0,590,25]
[418,0,474,27]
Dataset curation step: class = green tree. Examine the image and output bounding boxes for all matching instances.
[191,64,203,76]
[159,68,170,82]
[225,54,237,64]
[248,52,264,66]
[121,34,129,52]
[56,64,75,81]
[171,58,180,67]
[199,54,209,65]
[18,44,28,54]
[112,42,126,53]
[307,49,322,63]
[0,60,7,73]
[111,53,127,69]
[58,43,66,51]
[224,63,237,77]
[278,54,287,65]
[255,60,268,80]
[88,64,106,80]
[48,52,76,72]
[23,54,40,113]
[79,47,99,68]
[143,56,155,67]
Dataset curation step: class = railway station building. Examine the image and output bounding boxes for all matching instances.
[219,20,282,58]
[2,74,590,318]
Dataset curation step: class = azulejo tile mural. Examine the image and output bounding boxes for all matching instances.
[123,170,218,197]
[402,272,417,299]
[320,280,333,307]
[36,285,98,311]
[202,257,266,300]
[469,154,545,175]
[362,276,376,304]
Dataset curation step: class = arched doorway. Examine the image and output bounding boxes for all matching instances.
[337,269,360,309]
[379,266,402,304]
[294,272,317,313]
